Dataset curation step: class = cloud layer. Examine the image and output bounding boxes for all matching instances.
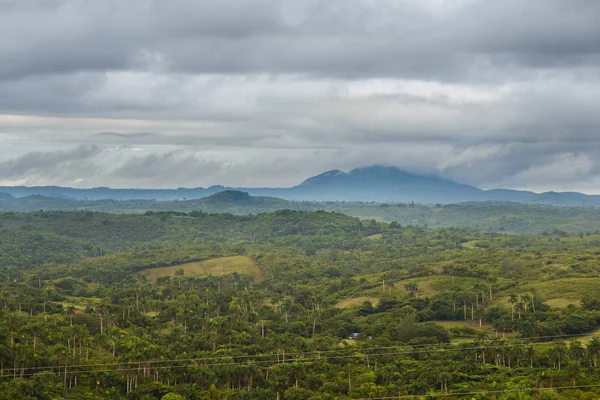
[1,0,599,192]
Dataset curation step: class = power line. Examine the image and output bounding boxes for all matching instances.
[7,331,596,373]
[350,384,600,399]
[0,331,595,374]
[0,338,593,378]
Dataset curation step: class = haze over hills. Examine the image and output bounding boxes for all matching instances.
[1,165,599,206]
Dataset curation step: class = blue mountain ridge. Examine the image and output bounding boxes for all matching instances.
[0,165,598,206]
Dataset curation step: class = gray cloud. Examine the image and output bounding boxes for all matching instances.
[0,145,101,183]
[0,0,599,192]
[1,0,599,82]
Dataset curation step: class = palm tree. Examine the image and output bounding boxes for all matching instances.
[281,298,293,323]
[565,361,581,387]
[515,301,524,320]
[549,344,567,370]
[436,370,452,394]
[5,313,24,346]
[526,345,535,368]
[473,283,487,308]
[569,340,586,362]
[27,321,44,351]
[66,305,77,326]
[270,293,284,309]
[520,294,531,312]
[403,282,419,298]
[587,337,600,367]
[387,280,394,295]
[96,303,106,334]
[476,331,489,363]
[508,294,518,320]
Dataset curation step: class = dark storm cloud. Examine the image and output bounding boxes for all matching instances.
[1,0,599,82]
[0,0,284,80]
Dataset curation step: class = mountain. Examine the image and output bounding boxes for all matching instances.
[0,192,13,200]
[0,185,222,200]
[0,191,296,214]
[282,165,483,202]
[479,189,536,202]
[2,165,600,206]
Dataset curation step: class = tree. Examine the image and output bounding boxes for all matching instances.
[281,298,294,323]
[569,340,586,362]
[508,294,518,320]
[66,305,76,326]
[403,282,419,298]
[564,361,582,387]
[520,294,531,312]
[526,345,535,368]
[587,337,600,367]
[515,301,524,320]
[161,394,185,400]
[549,344,567,370]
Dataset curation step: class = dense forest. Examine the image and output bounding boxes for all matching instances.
[2,192,600,234]
[2,209,600,398]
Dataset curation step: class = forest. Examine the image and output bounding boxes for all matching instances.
[2,209,600,399]
[2,192,600,234]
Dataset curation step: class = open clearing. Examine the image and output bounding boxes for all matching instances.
[394,276,486,298]
[526,277,600,299]
[139,256,265,282]
[578,327,600,344]
[461,240,481,249]
[519,278,600,301]
[365,233,383,240]
[335,296,380,308]
[436,320,496,332]
[545,298,580,308]
[357,216,386,222]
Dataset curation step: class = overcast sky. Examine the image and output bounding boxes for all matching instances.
[1,0,599,192]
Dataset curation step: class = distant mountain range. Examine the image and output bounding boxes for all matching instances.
[1,165,599,206]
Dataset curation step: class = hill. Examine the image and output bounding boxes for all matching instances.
[2,165,600,205]
[190,190,291,211]
[3,192,600,234]
[4,209,600,397]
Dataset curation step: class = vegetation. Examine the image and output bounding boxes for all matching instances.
[2,209,600,398]
[3,193,600,234]
[139,256,265,282]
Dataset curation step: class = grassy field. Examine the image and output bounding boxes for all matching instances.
[491,278,600,309]
[436,320,494,330]
[61,295,102,313]
[364,233,383,240]
[356,215,386,222]
[461,240,481,249]
[335,296,380,308]
[521,277,600,300]
[392,276,487,298]
[545,298,580,308]
[138,256,265,282]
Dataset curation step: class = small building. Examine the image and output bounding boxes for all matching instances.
[348,332,359,340]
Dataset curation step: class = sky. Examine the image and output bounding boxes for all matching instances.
[1,0,599,192]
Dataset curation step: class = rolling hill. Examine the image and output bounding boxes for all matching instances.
[2,165,600,205]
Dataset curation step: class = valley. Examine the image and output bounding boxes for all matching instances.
[2,209,600,398]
